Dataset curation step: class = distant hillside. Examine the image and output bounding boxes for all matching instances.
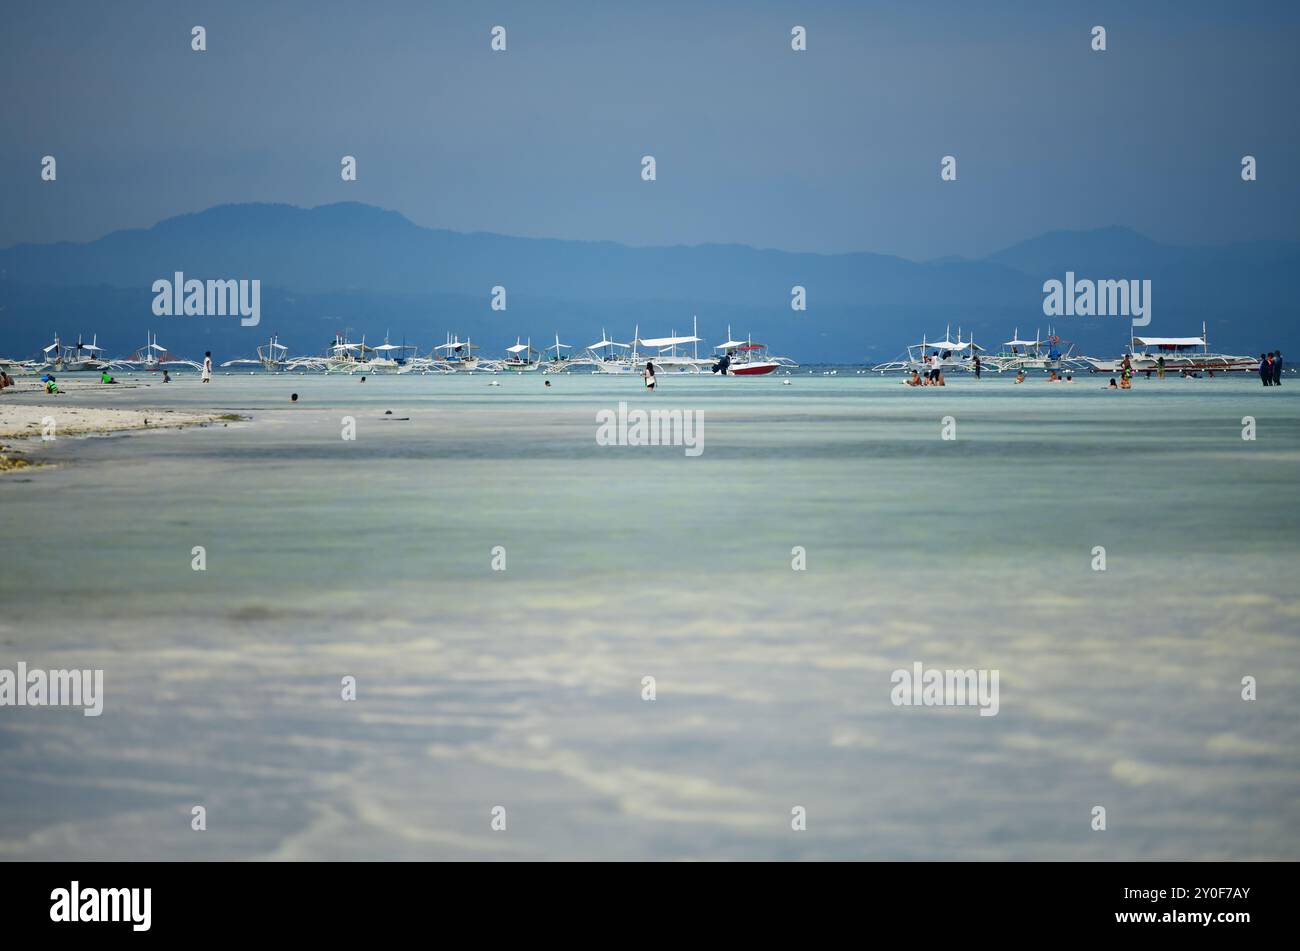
[2,203,1296,362]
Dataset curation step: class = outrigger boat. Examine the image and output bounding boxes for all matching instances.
[870,326,984,374]
[434,336,481,371]
[495,337,542,372]
[367,334,418,374]
[1084,323,1257,374]
[986,327,1089,374]
[323,334,374,374]
[542,334,574,373]
[575,330,634,373]
[38,334,110,372]
[711,327,799,375]
[119,332,204,372]
[220,335,291,371]
[634,316,712,374]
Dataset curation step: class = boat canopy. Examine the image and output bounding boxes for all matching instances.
[1134,336,1205,348]
[920,339,968,351]
[639,335,701,347]
[587,338,630,349]
[505,343,531,353]
[715,339,747,349]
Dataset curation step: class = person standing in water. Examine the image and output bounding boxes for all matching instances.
[643,360,657,393]
[972,352,981,379]
[201,351,212,383]
[1274,351,1284,386]
[1259,353,1272,386]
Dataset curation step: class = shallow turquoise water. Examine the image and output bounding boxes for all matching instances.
[1,372,1297,859]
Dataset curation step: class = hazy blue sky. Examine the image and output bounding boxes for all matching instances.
[2,0,1297,258]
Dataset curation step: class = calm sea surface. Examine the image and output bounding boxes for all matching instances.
[2,371,1297,859]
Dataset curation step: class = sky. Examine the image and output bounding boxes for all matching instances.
[1,0,1298,259]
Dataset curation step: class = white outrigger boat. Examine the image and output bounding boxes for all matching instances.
[575,330,635,373]
[985,328,1089,374]
[1084,324,1257,375]
[634,316,713,374]
[323,335,373,374]
[37,334,110,372]
[711,327,799,375]
[220,335,291,371]
[541,334,575,373]
[367,335,419,374]
[434,336,481,371]
[491,337,542,372]
[119,332,204,372]
[870,326,984,374]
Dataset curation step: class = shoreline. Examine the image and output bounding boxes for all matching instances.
[0,403,240,471]
[0,403,235,441]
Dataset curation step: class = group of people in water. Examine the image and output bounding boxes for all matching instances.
[1259,351,1284,386]
[905,351,954,386]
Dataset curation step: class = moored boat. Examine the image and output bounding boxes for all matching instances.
[1084,324,1257,374]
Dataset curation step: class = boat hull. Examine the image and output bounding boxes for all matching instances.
[1085,354,1259,374]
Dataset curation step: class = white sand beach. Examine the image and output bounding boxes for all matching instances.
[0,402,227,440]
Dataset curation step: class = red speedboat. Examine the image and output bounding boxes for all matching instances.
[713,330,798,376]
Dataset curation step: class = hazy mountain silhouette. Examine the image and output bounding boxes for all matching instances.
[3,203,1296,362]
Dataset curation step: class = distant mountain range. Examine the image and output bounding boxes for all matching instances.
[2,202,1296,363]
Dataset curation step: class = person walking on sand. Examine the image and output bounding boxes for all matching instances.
[1274,350,1284,386]
[201,351,212,383]
[643,360,657,393]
